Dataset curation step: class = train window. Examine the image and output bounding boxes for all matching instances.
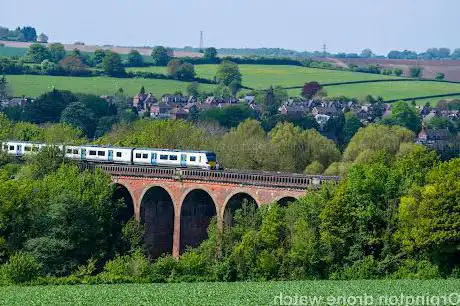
[66,149,72,154]
[190,156,196,162]
[199,156,202,162]
[160,154,168,160]
[32,147,39,152]
[98,151,105,156]
[135,153,141,158]
[89,150,96,156]
[142,154,147,159]
[73,149,79,154]
[25,146,31,152]
[3,145,7,150]
[9,146,14,150]
[169,155,178,160]
[116,152,122,157]
[17,145,21,150]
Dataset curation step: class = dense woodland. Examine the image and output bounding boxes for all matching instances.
[0,108,458,284]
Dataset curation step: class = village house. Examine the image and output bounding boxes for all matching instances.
[0,97,29,108]
[132,92,157,111]
[150,103,173,119]
[417,128,451,145]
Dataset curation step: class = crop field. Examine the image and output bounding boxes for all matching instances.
[0,280,458,305]
[128,64,400,89]
[5,75,215,97]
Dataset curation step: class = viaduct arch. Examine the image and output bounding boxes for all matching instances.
[113,177,308,258]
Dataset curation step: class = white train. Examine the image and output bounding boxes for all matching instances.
[1,141,218,170]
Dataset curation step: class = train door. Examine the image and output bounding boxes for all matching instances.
[180,154,187,167]
[151,153,157,166]
[16,145,22,156]
[108,150,113,162]
[80,149,86,160]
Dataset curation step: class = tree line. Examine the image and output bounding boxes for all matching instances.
[0,118,458,284]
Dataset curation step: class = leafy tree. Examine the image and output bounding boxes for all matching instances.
[37,33,48,43]
[0,113,13,141]
[186,82,200,97]
[151,46,172,66]
[427,116,456,133]
[102,51,125,77]
[301,82,322,100]
[215,60,242,87]
[93,49,107,66]
[256,86,287,118]
[0,27,8,39]
[387,101,422,133]
[20,26,37,42]
[304,161,325,174]
[3,252,42,283]
[342,112,361,145]
[41,123,85,144]
[0,75,11,101]
[360,49,373,58]
[435,72,445,80]
[200,104,256,128]
[343,124,414,162]
[59,56,89,76]
[204,47,218,59]
[167,59,195,81]
[10,122,43,141]
[60,102,96,137]
[26,43,51,63]
[48,43,66,63]
[452,48,460,60]
[409,66,423,78]
[127,50,144,67]
[396,158,460,272]
[22,89,77,123]
[213,84,232,98]
[393,68,403,76]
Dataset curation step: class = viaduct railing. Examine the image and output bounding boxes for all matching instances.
[81,163,340,189]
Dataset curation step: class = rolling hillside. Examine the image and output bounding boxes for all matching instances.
[5,75,215,97]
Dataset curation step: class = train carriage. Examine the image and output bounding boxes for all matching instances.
[74,145,133,163]
[1,141,219,170]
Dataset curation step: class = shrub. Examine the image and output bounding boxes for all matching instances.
[3,252,42,284]
[121,218,144,252]
[150,254,177,282]
[103,250,150,279]
[391,259,440,280]
[176,250,208,278]
[331,256,380,280]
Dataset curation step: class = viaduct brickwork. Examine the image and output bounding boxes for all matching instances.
[85,164,339,258]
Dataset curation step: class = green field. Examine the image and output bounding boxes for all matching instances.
[5,75,215,97]
[0,280,458,305]
[128,64,400,89]
[0,46,27,57]
[319,81,460,102]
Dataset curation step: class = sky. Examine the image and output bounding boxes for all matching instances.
[1,0,458,55]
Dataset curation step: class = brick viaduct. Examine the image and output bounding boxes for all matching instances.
[86,164,339,258]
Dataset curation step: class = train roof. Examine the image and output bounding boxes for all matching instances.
[2,141,215,154]
[133,148,215,154]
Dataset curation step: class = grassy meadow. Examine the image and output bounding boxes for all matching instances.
[128,64,400,89]
[6,74,215,97]
[0,280,458,305]
[320,81,460,102]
